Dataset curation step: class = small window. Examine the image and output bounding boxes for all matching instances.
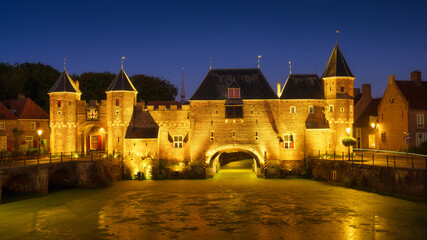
[0,136,6,150]
[210,131,214,141]
[31,122,36,130]
[228,88,240,99]
[390,97,395,104]
[255,132,259,141]
[340,107,344,112]
[173,135,183,148]
[232,130,236,138]
[340,86,345,92]
[308,106,314,114]
[0,122,5,130]
[290,106,296,114]
[283,134,294,149]
[116,98,120,106]
[25,136,33,148]
[417,114,425,128]
[69,102,71,106]
[58,100,62,107]
[381,132,386,141]
[329,105,334,112]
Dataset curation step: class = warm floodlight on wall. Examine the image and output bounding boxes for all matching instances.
[371,123,375,129]
[346,128,351,134]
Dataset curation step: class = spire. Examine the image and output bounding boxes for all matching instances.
[106,67,137,92]
[48,68,80,93]
[181,67,185,104]
[321,43,354,78]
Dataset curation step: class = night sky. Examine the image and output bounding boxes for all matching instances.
[1,0,426,99]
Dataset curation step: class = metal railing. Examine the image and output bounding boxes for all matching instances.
[0,150,121,167]
[309,149,427,170]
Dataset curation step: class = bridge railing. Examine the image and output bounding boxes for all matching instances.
[0,150,121,167]
[309,149,427,170]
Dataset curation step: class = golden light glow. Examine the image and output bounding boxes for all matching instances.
[37,129,43,136]
[100,128,104,133]
[371,123,375,128]
[346,128,351,134]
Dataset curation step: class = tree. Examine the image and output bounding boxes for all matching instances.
[73,72,116,101]
[131,74,177,102]
[342,137,356,161]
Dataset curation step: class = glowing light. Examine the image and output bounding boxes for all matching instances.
[371,123,375,128]
[100,128,104,133]
[346,128,351,134]
[37,129,42,136]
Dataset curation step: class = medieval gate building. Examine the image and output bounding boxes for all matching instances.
[49,43,355,178]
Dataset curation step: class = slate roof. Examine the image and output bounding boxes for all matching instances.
[322,43,354,78]
[106,68,137,92]
[395,80,427,110]
[190,68,278,100]
[0,101,17,120]
[2,98,49,119]
[280,74,324,99]
[354,98,381,127]
[48,70,81,93]
[126,127,159,139]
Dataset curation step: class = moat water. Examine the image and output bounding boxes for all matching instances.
[0,161,426,240]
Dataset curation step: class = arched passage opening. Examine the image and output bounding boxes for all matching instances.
[1,175,33,203]
[49,169,74,191]
[206,146,264,178]
[81,124,106,154]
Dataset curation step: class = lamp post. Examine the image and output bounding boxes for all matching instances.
[346,128,351,161]
[37,129,42,158]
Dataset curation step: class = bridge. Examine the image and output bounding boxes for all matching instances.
[0,152,122,204]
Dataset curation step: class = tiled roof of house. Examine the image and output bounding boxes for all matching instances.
[0,101,17,120]
[106,68,137,92]
[190,68,278,100]
[280,74,324,99]
[395,81,427,110]
[48,70,81,93]
[2,97,49,119]
[322,43,354,78]
[354,98,381,127]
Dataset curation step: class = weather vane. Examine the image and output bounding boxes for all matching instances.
[121,56,125,69]
[258,55,262,68]
[64,57,67,71]
[336,30,340,43]
[289,61,292,75]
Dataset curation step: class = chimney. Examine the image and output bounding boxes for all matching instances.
[18,93,25,100]
[389,75,395,83]
[354,88,361,97]
[277,83,281,97]
[362,84,371,98]
[411,71,421,83]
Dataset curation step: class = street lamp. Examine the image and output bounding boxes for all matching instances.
[371,123,375,129]
[345,128,351,161]
[37,130,42,157]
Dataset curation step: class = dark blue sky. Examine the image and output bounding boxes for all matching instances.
[1,0,426,99]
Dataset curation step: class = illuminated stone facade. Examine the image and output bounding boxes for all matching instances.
[49,44,355,178]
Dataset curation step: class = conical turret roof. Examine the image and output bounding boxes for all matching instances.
[322,43,354,78]
[106,68,138,92]
[48,70,81,93]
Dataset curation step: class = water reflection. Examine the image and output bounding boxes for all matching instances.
[0,169,426,239]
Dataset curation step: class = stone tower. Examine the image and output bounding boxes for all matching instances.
[321,43,355,152]
[105,67,138,154]
[48,70,81,153]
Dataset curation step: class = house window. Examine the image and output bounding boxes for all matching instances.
[0,122,5,130]
[228,88,240,99]
[416,132,427,147]
[25,136,33,148]
[340,86,345,92]
[116,98,120,106]
[329,105,334,112]
[417,114,424,128]
[58,100,62,107]
[210,131,214,141]
[0,136,6,151]
[290,106,296,114]
[225,106,243,118]
[31,122,36,130]
[283,134,294,149]
[308,106,314,114]
[173,135,183,148]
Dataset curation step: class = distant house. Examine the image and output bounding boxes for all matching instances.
[0,94,50,153]
[353,84,381,149]
[377,71,427,151]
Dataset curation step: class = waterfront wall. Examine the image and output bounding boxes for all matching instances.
[310,159,427,198]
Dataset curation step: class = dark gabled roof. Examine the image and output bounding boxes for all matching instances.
[0,101,17,120]
[395,81,427,110]
[125,127,158,139]
[355,98,381,127]
[280,74,324,99]
[190,68,278,100]
[2,97,49,119]
[106,68,137,92]
[48,70,80,93]
[322,43,354,78]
